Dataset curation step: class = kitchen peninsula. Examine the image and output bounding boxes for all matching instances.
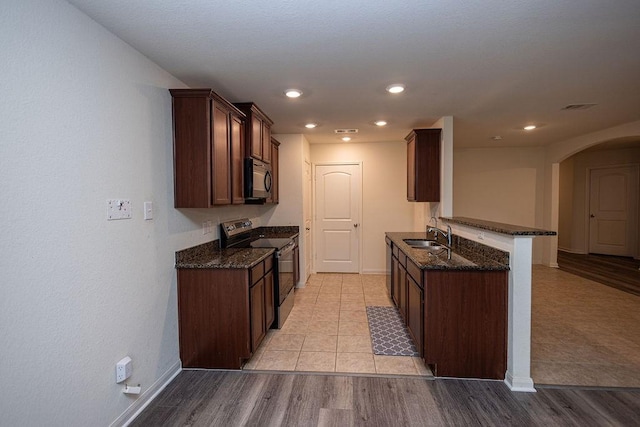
[385,231,510,379]
[439,217,556,392]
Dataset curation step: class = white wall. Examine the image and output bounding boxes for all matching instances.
[453,147,547,262]
[558,146,640,255]
[0,1,264,424]
[310,141,413,273]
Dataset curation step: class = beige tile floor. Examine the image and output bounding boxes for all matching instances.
[243,273,432,377]
[532,265,640,388]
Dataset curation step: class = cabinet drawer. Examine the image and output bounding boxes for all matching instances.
[407,259,422,288]
[264,255,273,273]
[399,251,407,267]
[250,261,264,286]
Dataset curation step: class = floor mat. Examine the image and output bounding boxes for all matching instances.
[366,306,419,356]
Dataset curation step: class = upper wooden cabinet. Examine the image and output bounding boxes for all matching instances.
[269,137,280,204]
[170,89,245,208]
[405,128,441,202]
[234,103,274,163]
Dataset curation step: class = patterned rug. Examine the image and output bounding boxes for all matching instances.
[366,306,419,356]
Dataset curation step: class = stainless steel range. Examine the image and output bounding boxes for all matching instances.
[220,219,296,328]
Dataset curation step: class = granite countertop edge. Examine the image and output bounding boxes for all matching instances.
[175,226,299,269]
[386,232,510,271]
[440,217,557,236]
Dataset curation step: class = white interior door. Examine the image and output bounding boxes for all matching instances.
[304,160,312,280]
[314,163,361,273]
[589,165,639,256]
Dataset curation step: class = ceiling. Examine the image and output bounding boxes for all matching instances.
[66,0,640,148]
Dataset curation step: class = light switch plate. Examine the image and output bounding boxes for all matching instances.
[143,201,153,220]
[107,199,132,220]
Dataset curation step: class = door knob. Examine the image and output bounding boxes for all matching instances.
[590,214,596,218]
[353,223,359,228]
[305,227,310,230]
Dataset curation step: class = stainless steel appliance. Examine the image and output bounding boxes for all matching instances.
[244,158,272,200]
[220,219,296,328]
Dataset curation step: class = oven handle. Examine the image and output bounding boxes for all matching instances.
[276,241,296,258]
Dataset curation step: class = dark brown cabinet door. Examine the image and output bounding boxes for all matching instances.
[169,89,246,208]
[391,256,400,307]
[250,279,266,352]
[264,270,275,330]
[234,102,274,164]
[250,116,263,160]
[398,265,407,322]
[407,134,416,201]
[230,113,244,204]
[212,102,231,205]
[407,274,423,357]
[270,138,280,203]
[405,128,441,202]
[261,122,271,163]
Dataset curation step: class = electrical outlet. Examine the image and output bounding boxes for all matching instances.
[116,356,132,383]
[107,199,132,220]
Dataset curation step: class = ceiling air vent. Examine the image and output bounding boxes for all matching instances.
[334,129,359,134]
[561,103,597,111]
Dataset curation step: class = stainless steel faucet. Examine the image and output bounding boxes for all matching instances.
[427,218,452,247]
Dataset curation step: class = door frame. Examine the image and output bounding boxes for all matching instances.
[312,161,363,274]
[585,163,639,257]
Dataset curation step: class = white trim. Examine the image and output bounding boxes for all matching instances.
[360,269,386,274]
[504,371,537,393]
[110,361,182,427]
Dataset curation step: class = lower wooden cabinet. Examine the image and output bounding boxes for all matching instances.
[387,242,508,380]
[177,256,274,369]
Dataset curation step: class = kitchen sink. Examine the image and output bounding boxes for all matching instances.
[403,239,448,249]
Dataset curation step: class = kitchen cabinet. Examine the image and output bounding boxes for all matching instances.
[387,242,507,379]
[234,102,274,163]
[269,137,280,204]
[405,128,441,202]
[424,270,507,379]
[170,89,245,208]
[177,255,274,369]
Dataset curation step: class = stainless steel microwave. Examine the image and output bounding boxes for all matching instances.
[244,158,272,200]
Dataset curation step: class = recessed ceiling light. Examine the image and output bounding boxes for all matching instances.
[385,84,405,94]
[305,123,317,129]
[523,125,536,131]
[375,120,387,127]
[285,89,303,98]
[342,136,351,142]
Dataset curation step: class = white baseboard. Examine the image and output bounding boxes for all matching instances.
[110,360,182,427]
[360,269,387,275]
[504,371,537,393]
[557,247,587,255]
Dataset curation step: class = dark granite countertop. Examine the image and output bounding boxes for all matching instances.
[175,240,274,269]
[175,225,299,269]
[386,232,509,271]
[440,217,556,236]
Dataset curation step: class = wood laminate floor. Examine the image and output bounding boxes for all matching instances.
[130,370,640,426]
[557,251,640,296]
